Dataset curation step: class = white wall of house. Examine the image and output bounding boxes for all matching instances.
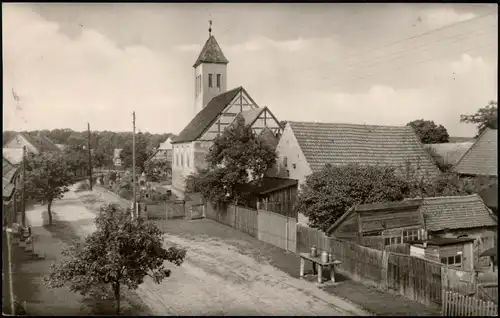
[171,141,213,198]
[194,63,227,116]
[273,123,313,225]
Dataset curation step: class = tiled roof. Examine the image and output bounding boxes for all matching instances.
[479,184,498,209]
[3,158,18,199]
[172,87,243,144]
[454,128,497,177]
[3,148,24,165]
[421,195,497,232]
[289,121,441,180]
[193,35,229,68]
[15,132,61,153]
[424,142,473,166]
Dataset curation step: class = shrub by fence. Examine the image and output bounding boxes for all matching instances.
[442,290,498,316]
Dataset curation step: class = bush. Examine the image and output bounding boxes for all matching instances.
[75,182,91,192]
[118,189,133,200]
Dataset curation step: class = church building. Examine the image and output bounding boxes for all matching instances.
[171,24,283,198]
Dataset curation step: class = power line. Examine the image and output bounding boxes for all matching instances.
[336,11,497,65]
[329,42,496,88]
[341,24,496,73]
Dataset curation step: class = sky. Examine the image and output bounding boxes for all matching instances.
[2,3,498,137]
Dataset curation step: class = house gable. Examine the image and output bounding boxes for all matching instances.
[199,88,259,140]
[4,133,40,154]
[273,123,313,184]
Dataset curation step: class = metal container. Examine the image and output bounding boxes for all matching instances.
[320,251,329,263]
[310,246,317,257]
[328,253,334,263]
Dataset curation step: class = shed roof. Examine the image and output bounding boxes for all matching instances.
[3,158,18,199]
[424,142,473,166]
[172,87,243,144]
[236,177,298,195]
[454,128,497,177]
[193,35,229,68]
[421,195,497,232]
[288,121,441,179]
[328,194,497,235]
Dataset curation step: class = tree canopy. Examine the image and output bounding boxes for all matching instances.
[186,116,277,206]
[120,132,151,171]
[297,164,412,232]
[406,119,450,144]
[44,204,186,315]
[24,152,75,225]
[460,101,498,137]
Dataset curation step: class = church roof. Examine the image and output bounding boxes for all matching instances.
[172,87,243,144]
[193,35,229,68]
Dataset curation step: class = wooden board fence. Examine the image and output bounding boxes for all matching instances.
[165,200,185,219]
[257,209,296,252]
[442,290,498,316]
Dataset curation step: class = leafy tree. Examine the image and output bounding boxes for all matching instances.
[298,164,412,231]
[44,204,186,315]
[460,101,498,137]
[120,132,150,171]
[406,119,450,144]
[24,152,75,225]
[187,116,277,206]
[144,160,171,183]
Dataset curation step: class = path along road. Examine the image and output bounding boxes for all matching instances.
[26,186,371,316]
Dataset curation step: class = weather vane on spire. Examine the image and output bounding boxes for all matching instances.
[209,20,212,36]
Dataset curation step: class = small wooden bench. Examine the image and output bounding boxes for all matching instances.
[299,252,342,284]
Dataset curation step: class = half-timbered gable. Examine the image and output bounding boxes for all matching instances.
[199,87,260,140]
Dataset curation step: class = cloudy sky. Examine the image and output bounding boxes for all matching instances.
[3,3,498,137]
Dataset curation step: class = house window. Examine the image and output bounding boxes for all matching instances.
[208,74,213,88]
[186,153,190,168]
[384,236,402,246]
[217,74,221,88]
[441,255,462,266]
[403,229,419,243]
[286,170,290,177]
[176,153,179,167]
[292,163,296,169]
[284,156,288,168]
[181,152,184,166]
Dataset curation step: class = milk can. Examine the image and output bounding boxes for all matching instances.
[320,251,329,263]
[310,245,318,257]
[328,252,334,263]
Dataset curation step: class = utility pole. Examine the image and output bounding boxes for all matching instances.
[88,123,93,191]
[132,111,137,220]
[21,146,26,227]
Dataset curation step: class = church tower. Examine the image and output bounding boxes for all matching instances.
[193,21,229,115]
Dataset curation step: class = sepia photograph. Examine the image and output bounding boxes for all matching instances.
[2,2,498,316]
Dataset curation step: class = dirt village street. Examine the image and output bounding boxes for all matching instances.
[22,184,371,316]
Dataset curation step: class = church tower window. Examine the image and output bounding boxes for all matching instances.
[208,74,213,88]
[217,74,221,88]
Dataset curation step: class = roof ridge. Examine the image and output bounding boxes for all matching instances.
[288,121,409,129]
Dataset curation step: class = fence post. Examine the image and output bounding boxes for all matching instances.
[233,204,237,228]
[285,216,289,252]
[381,250,389,290]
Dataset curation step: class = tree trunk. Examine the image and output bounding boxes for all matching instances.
[114,282,121,315]
[47,199,53,225]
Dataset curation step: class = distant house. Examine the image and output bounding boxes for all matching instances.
[327,194,497,270]
[274,121,442,224]
[145,137,173,164]
[453,128,498,213]
[4,132,61,154]
[113,149,123,167]
[424,142,473,166]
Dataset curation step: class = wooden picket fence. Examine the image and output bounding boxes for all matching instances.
[442,290,498,316]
